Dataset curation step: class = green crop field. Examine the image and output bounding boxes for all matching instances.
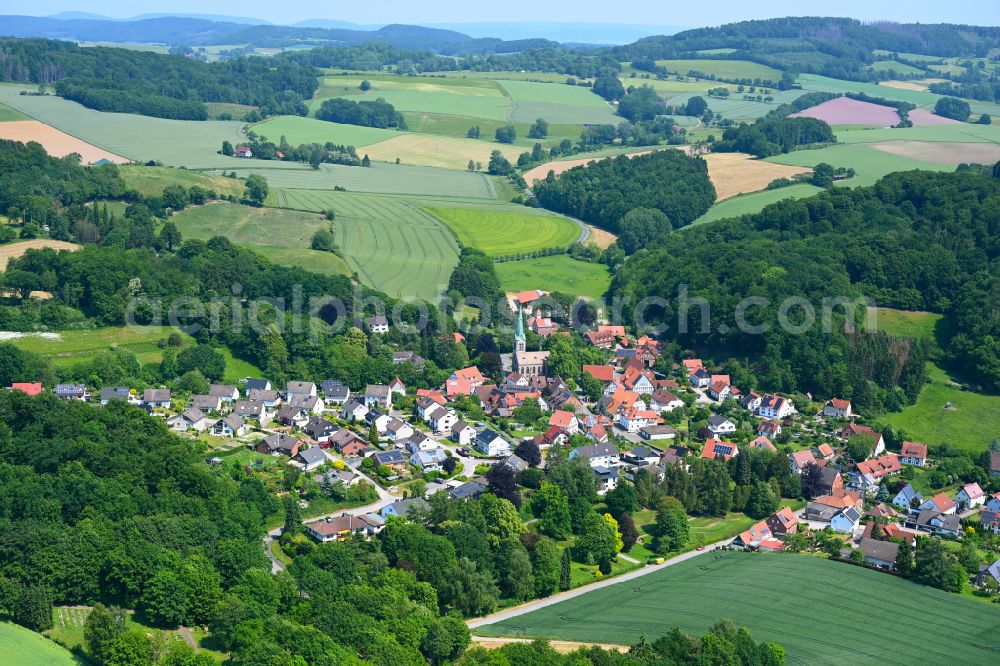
[119,166,246,198]
[267,189,461,300]
[310,87,512,121]
[655,59,783,81]
[834,122,1000,145]
[423,206,581,255]
[766,143,951,187]
[0,85,246,168]
[664,89,804,121]
[169,202,353,276]
[498,80,619,125]
[251,115,400,146]
[689,183,824,226]
[0,102,28,121]
[495,255,611,298]
[0,622,83,665]
[217,161,496,198]
[478,552,1000,665]
[869,60,927,76]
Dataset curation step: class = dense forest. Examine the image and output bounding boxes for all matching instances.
[612,170,1000,404]
[713,117,835,158]
[612,18,1000,82]
[315,96,407,129]
[0,37,317,119]
[533,150,716,237]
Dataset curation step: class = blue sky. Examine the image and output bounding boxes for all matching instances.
[7,1,1000,27]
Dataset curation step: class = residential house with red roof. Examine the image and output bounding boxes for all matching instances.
[814,443,835,461]
[899,441,928,467]
[622,367,655,394]
[732,520,784,551]
[854,453,902,481]
[748,436,777,452]
[757,420,782,438]
[840,423,885,456]
[708,378,731,401]
[528,310,557,336]
[446,366,486,398]
[582,364,616,384]
[681,359,703,373]
[790,450,818,474]
[766,506,799,536]
[584,330,617,348]
[514,290,543,306]
[10,382,43,396]
[822,398,852,418]
[548,409,580,435]
[919,492,957,515]
[701,439,738,461]
[598,325,626,337]
[618,407,663,433]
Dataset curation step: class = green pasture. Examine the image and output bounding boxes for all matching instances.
[873,50,943,63]
[251,115,400,146]
[871,307,943,341]
[215,160,496,198]
[478,551,1000,665]
[834,122,1000,145]
[498,80,619,125]
[665,89,804,121]
[119,165,245,198]
[423,206,581,255]
[885,363,1000,453]
[169,202,353,275]
[766,144,951,187]
[635,78,739,100]
[869,60,927,76]
[655,59,783,81]
[689,183,824,226]
[0,622,83,666]
[0,85,245,168]
[495,255,611,299]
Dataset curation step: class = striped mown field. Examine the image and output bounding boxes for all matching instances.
[479,551,1000,665]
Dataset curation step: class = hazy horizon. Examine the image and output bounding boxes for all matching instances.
[5,1,1000,29]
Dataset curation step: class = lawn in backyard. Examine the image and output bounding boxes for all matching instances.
[0,622,83,665]
[495,255,611,299]
[423,206,581,255]
[477,551,1000,665]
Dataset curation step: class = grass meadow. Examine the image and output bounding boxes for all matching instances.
[0,622,82,666]
[358,133,523,170]
[119,166,246,199]
[497,80,619,125]
[423,206,581,255]
[478,551,1000,665]
[869,60,927,76]
[689,183,824,226]
[251,115,399,146]
[766,143,951,187]
[0,102,28,121]
[495,255,611,299]
[655,59,783,81]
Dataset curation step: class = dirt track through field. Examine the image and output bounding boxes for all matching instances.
[0,119,129,164]
[0,240,81,271]
[471,637,630,653]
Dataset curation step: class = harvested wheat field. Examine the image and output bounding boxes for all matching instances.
[471,637,629,654]
[0,240,80,271]
[585,225,618,249]
[881,80,929,92]
[703,153,811,200]
[871,140,1000,165]
[0,120,128,164]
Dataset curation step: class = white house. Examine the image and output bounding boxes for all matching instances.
[429,408,459,433]
[366,315,390,334]
[293,446,327,472]
[474,430,511,457]
[340,400,369,422]
[142,388,172,409]
[210,414,249,438]
[404,433,440,454]
[892,484,923,512]
[384,418,414,443]
[957,483,986,510]
[830,507,862,534]
[168,408,211,432]
[708,415,737,437]
[649,391,684,412]
[757,394,794,419]
[209,384,240,403]
[451,421,475,446]
[285,381,317,402]
[569,442,620,469]
[822,398,852,419]
[689,367,712,388]
[411,448,448,473]
[900,441,928,467]
[618,407,662,433]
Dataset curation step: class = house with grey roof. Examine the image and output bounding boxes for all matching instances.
[380,498,431,520]
[168,408,211,432]
[234,400,269,422]
[100,387,135,405]
[858,537,899,570]
[209,384,240,402]
[244,378,271,395]
[449,479,488,501]
[568,442,619,469]
[189,394,222,412]
[831,506,862,534]
[247,389,281,407]
[285,381,317,401]
[321,380,350,404]
[142,388,171,408]
[364,384,392,409]
[210,414,248,438]
[474,429,510,457]
[54,383,88,401]
[293,446,327,471]
[341,399,369,422]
